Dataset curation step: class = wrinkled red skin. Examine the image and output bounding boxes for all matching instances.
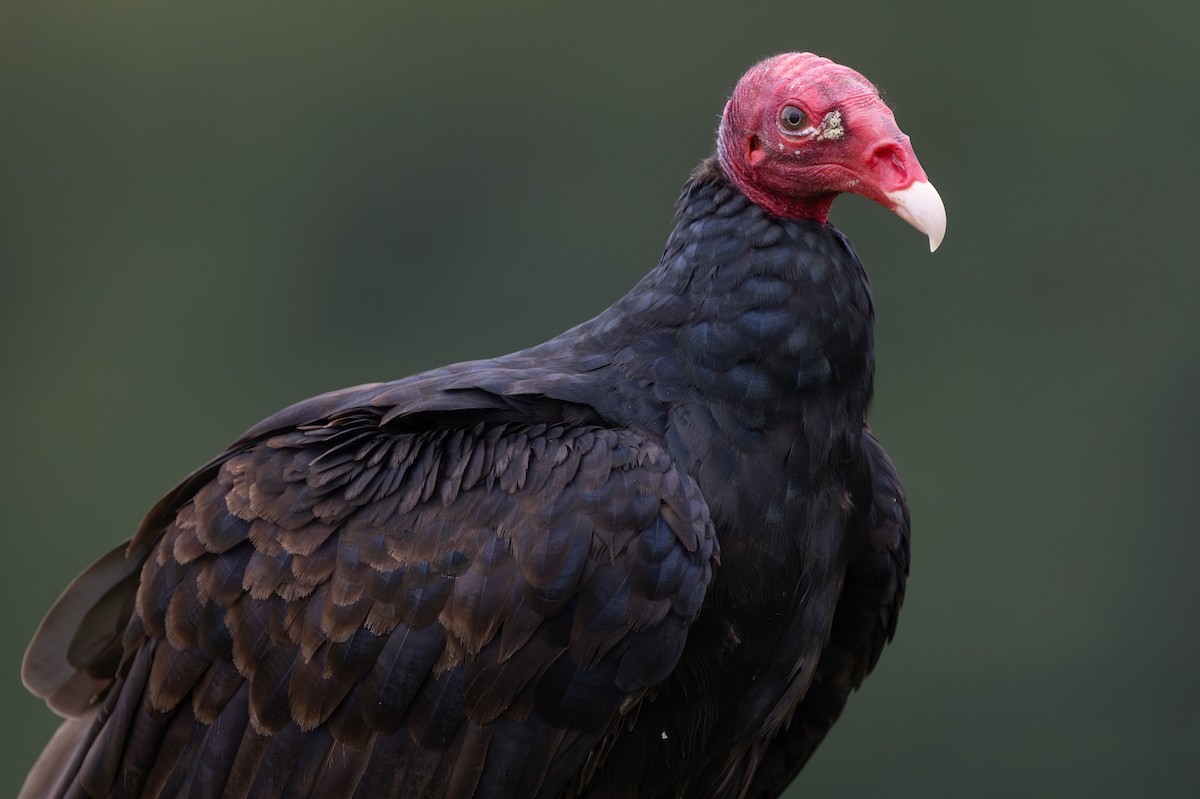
[717,52,929,223]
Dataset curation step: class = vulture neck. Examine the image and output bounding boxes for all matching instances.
[580,156,877,438]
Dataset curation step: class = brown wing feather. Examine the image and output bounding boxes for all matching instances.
[21,542,144,716]
[22,397,717,798]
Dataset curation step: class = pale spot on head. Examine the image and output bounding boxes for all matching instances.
[814,111,844,141]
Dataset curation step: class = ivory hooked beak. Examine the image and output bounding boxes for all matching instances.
[886,180,946,252]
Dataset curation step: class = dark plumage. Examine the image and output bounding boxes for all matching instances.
[22,52,941,798]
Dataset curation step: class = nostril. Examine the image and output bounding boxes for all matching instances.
[868,142,908,185]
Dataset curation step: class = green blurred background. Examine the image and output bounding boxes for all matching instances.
[2,1,1197,796]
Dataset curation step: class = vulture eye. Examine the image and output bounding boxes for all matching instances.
[779,105,809,133]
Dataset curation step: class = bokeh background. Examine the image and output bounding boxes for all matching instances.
[2,1,1197,796]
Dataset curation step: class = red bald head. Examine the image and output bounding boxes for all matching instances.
[718,53,945,251]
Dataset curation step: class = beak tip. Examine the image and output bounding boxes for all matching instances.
[886,180,946,255]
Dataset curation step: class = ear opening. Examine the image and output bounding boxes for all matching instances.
[746,135,767,166]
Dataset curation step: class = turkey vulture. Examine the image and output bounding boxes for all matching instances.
[21,52,944,798]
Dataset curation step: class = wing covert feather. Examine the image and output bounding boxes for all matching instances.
[23,403,717,798]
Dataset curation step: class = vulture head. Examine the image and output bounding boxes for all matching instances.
[718,52,946,251]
